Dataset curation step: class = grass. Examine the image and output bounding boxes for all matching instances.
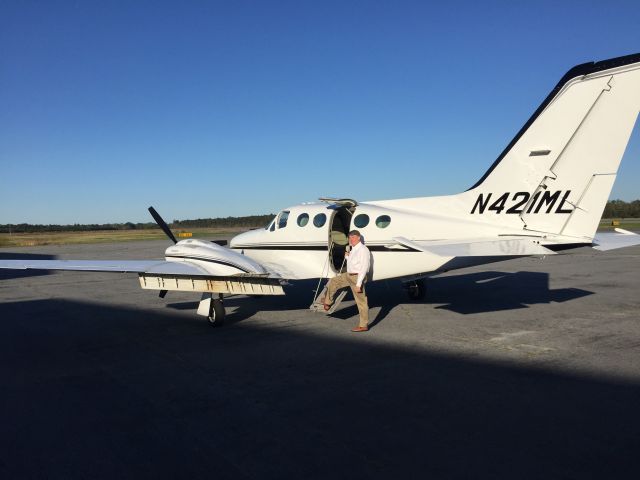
[598,219,640,231]
[0,227,252,248]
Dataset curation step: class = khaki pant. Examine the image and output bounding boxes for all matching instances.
[325,273,369,327]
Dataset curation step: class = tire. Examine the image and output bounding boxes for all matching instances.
[407,279,426,300]
[207,298,226,327]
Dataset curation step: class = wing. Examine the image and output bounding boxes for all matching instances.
[0,239,281,279]
[0,259,213,276]
[0,250,284,296]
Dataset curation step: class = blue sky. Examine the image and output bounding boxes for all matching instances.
[1,0,639,224]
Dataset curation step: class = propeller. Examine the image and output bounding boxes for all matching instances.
[148,206,178,244]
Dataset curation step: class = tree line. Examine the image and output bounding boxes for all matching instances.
[0,214,275,234]
[602,199,640,219]
[2,199,639,234]
[172,215,274,229]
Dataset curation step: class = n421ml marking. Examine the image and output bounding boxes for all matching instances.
[471,191,573,214]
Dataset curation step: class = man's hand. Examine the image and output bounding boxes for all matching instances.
[355,286,362,293]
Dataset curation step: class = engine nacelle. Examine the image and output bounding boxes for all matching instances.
[165,239,268,276]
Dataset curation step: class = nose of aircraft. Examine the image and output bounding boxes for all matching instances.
[229,228,262,249]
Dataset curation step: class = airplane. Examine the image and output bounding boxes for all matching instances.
[2,52,640,327]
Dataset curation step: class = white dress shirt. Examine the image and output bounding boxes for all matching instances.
[347,241,371,288]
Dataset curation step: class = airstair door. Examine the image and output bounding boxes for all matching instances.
[328,206,353,273]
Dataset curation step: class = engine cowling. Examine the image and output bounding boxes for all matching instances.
[165,239,268,276]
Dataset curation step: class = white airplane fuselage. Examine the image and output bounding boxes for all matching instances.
[230,200,452,281]
[229,192,573,282]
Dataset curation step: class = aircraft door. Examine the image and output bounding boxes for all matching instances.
[328,206,353,273]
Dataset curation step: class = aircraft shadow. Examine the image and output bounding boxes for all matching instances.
[0,252,56,279]
[425,270,593,314]
[167,272,592,328]
[213,272,589,327]
[0,298,637,479]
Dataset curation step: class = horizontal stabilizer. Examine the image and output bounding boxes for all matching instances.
[592,229,640,251]
[392,236,556,257]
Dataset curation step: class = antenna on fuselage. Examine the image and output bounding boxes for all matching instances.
[318,197,358,208]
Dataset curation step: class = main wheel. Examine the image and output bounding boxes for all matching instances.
[406,279,426,300]
[207,298,226,327]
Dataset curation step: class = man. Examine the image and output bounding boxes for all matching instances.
[323,230,371,332]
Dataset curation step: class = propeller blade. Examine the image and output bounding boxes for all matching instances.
[148,206,178,244]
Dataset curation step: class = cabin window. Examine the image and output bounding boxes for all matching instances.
[353,214,369,228]
[277,210,290,229]
[375,215,391,228]
[297,213,309,227]
[313,213,327,227]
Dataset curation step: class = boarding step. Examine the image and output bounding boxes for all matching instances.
[309,285,348,314]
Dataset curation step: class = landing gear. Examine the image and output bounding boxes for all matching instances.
[207,295,226,327]
[405,279,426,300]
[196,293,227,327]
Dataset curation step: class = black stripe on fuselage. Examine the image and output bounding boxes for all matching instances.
[233,245,327,251]
[468,52,640,191]
[232,245,422,253]
[233,242,592,253]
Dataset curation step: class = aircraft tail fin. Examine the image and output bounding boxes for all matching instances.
[465,53,640,240]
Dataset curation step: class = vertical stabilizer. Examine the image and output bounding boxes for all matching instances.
[464,53,640,240]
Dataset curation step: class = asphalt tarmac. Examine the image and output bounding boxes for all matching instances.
[1,239,639,479]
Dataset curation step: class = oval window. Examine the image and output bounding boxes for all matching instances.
[313,213,327,228]
[375,215,391,228]
[353,214,369,228]
[297,213,309,227]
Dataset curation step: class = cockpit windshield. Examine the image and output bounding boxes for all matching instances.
[264,217,275,230]
[277,210,290,229]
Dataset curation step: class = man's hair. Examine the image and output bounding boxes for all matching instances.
[348,230,361,237]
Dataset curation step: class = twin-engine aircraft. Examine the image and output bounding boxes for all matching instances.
[2,53,640,326]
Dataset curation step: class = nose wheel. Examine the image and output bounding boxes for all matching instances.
[405,279,426,300]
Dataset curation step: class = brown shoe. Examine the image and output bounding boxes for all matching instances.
[351,326,369,332]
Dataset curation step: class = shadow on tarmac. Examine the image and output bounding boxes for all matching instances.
[0,293,634,479]
[426,270,593,314]
[0,253,56,279]
[166,271,592,330]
